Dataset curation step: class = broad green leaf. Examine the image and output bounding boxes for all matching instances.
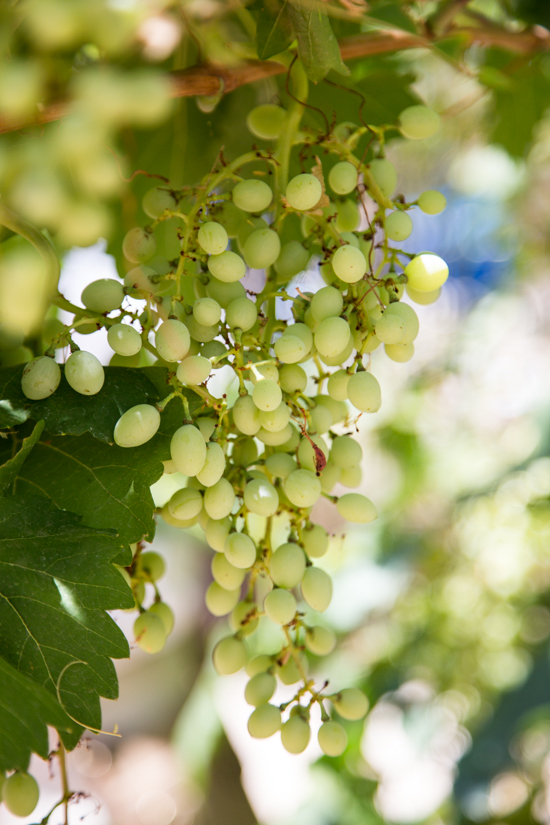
[287,0,350,83]
[0,495,133,738]
[488,61,550,157]
[256,3,294,59]
[0,656,74,772]
[365,2,418,34]
[0,419,44,495]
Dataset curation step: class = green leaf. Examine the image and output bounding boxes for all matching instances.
[256,2,294,59]
[0,420,44,495]
[0,495,133,739]
[0,656,74,772]
[0,366,29,429]
[365,2,418,34]
[488,61,550,157]
[287,0,350,83]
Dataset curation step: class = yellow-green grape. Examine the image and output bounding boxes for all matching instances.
[21,356,61,400]
[265,452,297,479]
[318,721,348,756]
[335,199,360,232]
[363,333,381,355]
[114,403,161,448]
[207,250,246,283]
[243,228,281,269]
[197,442,226,487]
[405,253,449,291]
[278,656,306,685]
[375,311,405,344]
[309,404,332,435]
[384,342,415,362]
[337,492,377,524]
[274,333,307,364]
[226,297,258,332]
[246,654,274,677]
[281,716,311,754]
[286,173,322,211]
[274,424,300,453]
[245,671,276,706]
[385,301,419,343]
[259,402,291,433]
[327,369,349,402]
[81,278,124,313]
[333,687,369,720]
[124,264,156,296]
[250,363,279,384]
[329,161,357,195]
[274,241,310,280]
[122,226,156,263]
[161,505,198,529]
[185,314,219,344]
[270,543,306,588]
[340,464,362,487]
[301,567,332,612]
[171,424,207,476]
[302,524,329,558]
[248,704,282,738]
[212,635,247,674]
[253,379,282,412]
[232,437,258,466]
[206,277,246,307]
[320,461,341,494]
[244,478,279,517]
[399,105,441,140]
[233,394,262,435]
[225,531,256,569]
[418,189,446,214]
[264,589,297,625]
[198,221,228,255]
[201,340,227,365]
[168,487,203,521]
[193,297,222,326]
[134,611,166,654]
[406,283,441,304]
[230,601,259,635]
[385,211,413,241]
[206,581,241,616]
[318,336,354,367]
[310,286,344,323]
[142,187,177,218]
[297,435,329,473]
[279,364,307,393]
[65,350,105,395]
[305,625,336,655]
[340,232,360,248]
[331,435,362,468]
[204,477,236,520]
[331,244,366,284]
[107,323,141,356]
[314,317,351,358]
[138,551,165,582]
[196,417,216,442]
[316,395,347,425]
[257,425,292,447]
[237,216,268,252]
[288,322,313,352]
[3,772,39,817]
[284,469,322,508]
[149,602,175,636]
[347,371,381,412]
[246,104,286,139]
[155,319,191,362]
[232,179,273,213]
[368,158,398,198]
[176,355,211,386]
[205,517,231,552]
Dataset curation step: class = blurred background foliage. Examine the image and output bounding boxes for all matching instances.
[2,1,550,824]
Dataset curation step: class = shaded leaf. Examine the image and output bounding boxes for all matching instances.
[366,2,418,34]
[0,419,44,495]
[489,61,550,157]
[0,367,29,429]
[287,0,350,83]
[256,2,294,60]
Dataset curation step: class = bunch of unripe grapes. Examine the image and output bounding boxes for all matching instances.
[19,101,448,756]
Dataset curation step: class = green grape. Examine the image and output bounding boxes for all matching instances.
[284,469,322,508]
[193,297,222,327]
[185,314,219,344]
[327,369,349,402]
[378,282,405,305]
[230,601,259,635]
[201,340,227,364]
[161,505,198,529]
[246,654,274,677]
[244,478,279,517]
[225,531,257,568]
[310,286,344,323]
[243,228,281,269]
[305,625,336,655]
[318,337,354,367]
[288,322,313,352]
[212,200,245,237]
[331,435,362,468]
[237,216,268,252]
[279,364,307,393]
[212,635,248,674]
[250,363,279,384]
[257,424,292,446]
[320,460,341,494]
[212,552,246,590]
[309,404,332,435]
[21,355,61,400]
[286,173,322,211]
[65,350,105,395]
[142,187,177,218]
[246,104,286,139]
[347,371,381,412]
[418,189,446,214]
[302,524,329,558]
[245,671,276,706]
[399,105,441,140]
[252,379,282,412]
[318,721,348,756]
[107,323,141,356]
[134,612,166,654]
[314,317,351,358]
[270,542,306,588]
[340,232,360,248]
[406,283,441,304]
[122,226,156,263]
[198,221,228,255]
[196,417,216,442]
[265,452,296,479]
[274,333,307,364]
[155,319,190,363]
[375,311,405,344]
[197,441,226,487]
[405,253,448,291]
[205,516,231,552]
[170,424,207,476]
[316,395,347,425]
[176,354,211,386]
[297,434,329,473]
[204,477,236,519]
[340,464,362,487]
[264,588,297,625]
[274,422,300,453]
[384,342,414,362]
[226,297,258,331]
[233,394,262,435]
[259,402,291,433]
[301,567,332,612]
[81,278,124,313]
[335,199,360,232]
[232,179,273,213]
[232,437,258,466]
[368,158,397,198]
[274,241,310,280]
[334,687,369,720]
[168,487,203,521]
[114,403,161,448]
[278,656,307,685]
[138,551,165,581]
[337,492,377,523]
[385,210,413,242]
[332,244,366,284]
[384,301,419,344]
[149,602,175,636]
[329,161,357,195]
[3,772,39,817]
[248,703,282,738]
[281,716,311,754]
[206,277,246,307]
[207,250,246,283]
[206,581,241,616]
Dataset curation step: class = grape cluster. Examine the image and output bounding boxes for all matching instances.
[20,102,448,755]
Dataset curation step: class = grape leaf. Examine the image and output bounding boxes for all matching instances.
[0,656,74,772]
[0,366,29,429]
[287,0,350,83]
[0,495,133,740]
[256,2,294,59]
[0,420,44,495]
[488,61,550,157]
[365,2,418,34]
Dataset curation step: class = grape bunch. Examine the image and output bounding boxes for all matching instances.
[20,100,448,756]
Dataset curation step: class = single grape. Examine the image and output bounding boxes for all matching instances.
[114,403,161,448]
[122,226,156,263]
[384,301,419,344]
[337,492,377,523]
[405,253,449,291]
[327,369,349,402]
[305,625,336,656]
[248,704,282,738]
[193,297,222,327]
[314,317,351,358]
[246,104,286,139]
[286,173,322,211]
[206,277,246,307]
[310,286,344,323]
[237,216,268,252]
[206,581,241,616]
[259,402,291,433]
[250,362,279,384]
[205,517,231,552]
[3,772,39,817]
[225,531,256,569]
[138,551,165,581]
[244,478,279,517]
[347,371,381,412]
[203,477,236,520]
[418,189,446,214]
[274,333,307,364]
[149,602,175,636]
[212,552,246,590]
[309,404,332,435]
[232,179,273,213]
[281,716,311,754]
[375,311,405,344]
[335,198,360,232]
[278,656,306,685]
[107,323,141,356]
[301,567,332,612]
[134,612,166,654]
[21,355,61,400]
[318,335,354,367]
[329,161,357,195]
[385,342,415,362]
[230,601,259,635]
[399,105,441,140]
[257,425,292,446]
[155,319,191,362]
[161,505,198,529]
[279,364,307,393]
[270,543,306,588]
[316,395,347,425]
[81,278,124,314]
[207,250,246,283]
[330,435,362,469]
[233,394,262,435]
[246,655,274,677]
[185,315,219,344]
[252,379,282,412]
[245,671,276,706]
[368,158,398,198]
[264,588,297,625]
[288,322,313,352]
[406,283,441,304]
[212,635,247,674]
[168,487,203,521]
[232,437,258,466]
[284,469,322,508]
[243,227,281,269]
[331,244,366,284]
[170,424,207,476]
[274,241,310,280]
[65,350,104,395]
[196,441,226,487]
[226,297,258,331]
[201,340,227,365]
[198,221,228,255]
[142,187,177,218]
[385,211,413,241]
[333,687,369,720]
[177,354,211,385]
[302,524,329,558]
[340,464,362,487]
[318,721,348,756]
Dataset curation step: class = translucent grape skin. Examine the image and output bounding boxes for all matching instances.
[107,323,142,356]
[232,179,273,213]
[245,671,277,706]
[81,278,124,313]
[246,104,286,140]
[329,161,357,195]
[333,687,369,720]
[197,221,228,255]
[405,253,449,291]
[331,244,366,284]
[301,567,332,612]
[2,772,39,817]
[170,424,207,476]
[347,371,382,413]
[134,612,166,654]
[122,226,156,263]
[281,716,311,754]
[65,350,105,395]
[114,403,160,448]
[149,602,175,635]
[213,635,248,674]
[318,721,348,756]
[399,105,441,140]
[21,355,61,399]
[270,542,306,588]
[337,492,377,524]
[264,588,297,625]
[284,470,322,508]
[418,189,447,214]
[248,703,282,738]
[286,173,322,211]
